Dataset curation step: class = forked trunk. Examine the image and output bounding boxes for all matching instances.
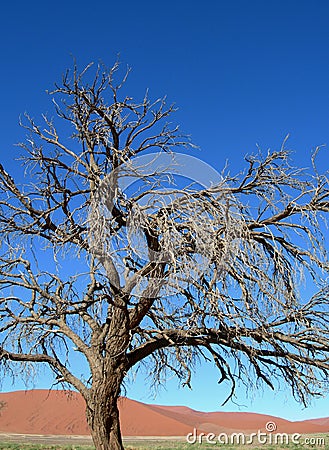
[86,383,124,450]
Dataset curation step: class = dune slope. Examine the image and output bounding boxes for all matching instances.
[0,390,327,436]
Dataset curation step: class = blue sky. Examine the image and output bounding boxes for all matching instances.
[1,0,329,422]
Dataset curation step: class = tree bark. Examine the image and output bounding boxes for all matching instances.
[85,377,124,450]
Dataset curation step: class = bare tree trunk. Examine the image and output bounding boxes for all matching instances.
[85,378,124,450]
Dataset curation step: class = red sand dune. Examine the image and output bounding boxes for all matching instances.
[303,417,329,426]
[0,390,328,437]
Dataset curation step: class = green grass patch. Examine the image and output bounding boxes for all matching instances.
[123,440,329,450]
[0,436,329,450]
[123,434,329,449]
[0,444,94,450]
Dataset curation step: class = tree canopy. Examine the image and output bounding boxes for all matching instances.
[1,61,329,449]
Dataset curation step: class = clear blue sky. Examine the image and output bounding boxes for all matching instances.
[1,0,329,422]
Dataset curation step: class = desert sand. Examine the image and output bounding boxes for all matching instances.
[0,390,327,437]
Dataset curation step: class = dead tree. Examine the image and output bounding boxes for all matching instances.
[1,61,329,450]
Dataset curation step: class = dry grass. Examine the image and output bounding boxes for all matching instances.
[1,433,329,450]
